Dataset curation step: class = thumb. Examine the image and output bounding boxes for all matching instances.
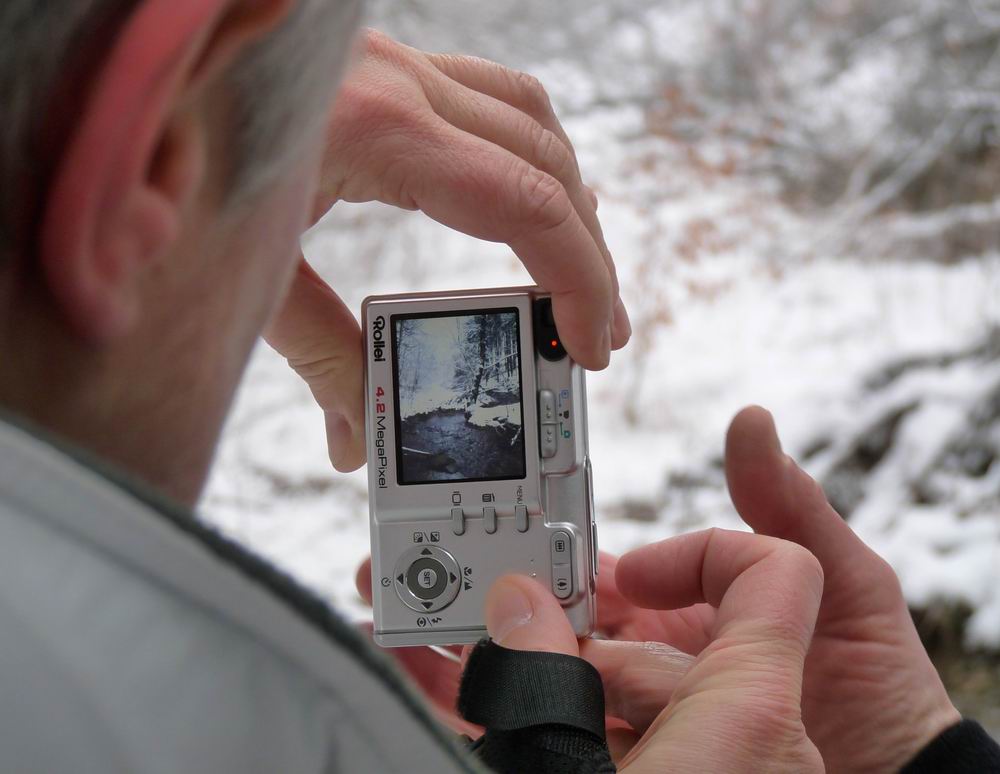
[725,405,897,610]
[484,575,579,656]
[265,257,365,472]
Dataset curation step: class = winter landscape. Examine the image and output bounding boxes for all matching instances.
[204,0,1000,726]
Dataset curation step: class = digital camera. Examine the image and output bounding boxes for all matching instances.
[362,286,598,647]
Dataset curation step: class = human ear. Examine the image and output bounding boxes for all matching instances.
[39,0,294,341]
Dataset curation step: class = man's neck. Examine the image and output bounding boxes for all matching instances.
[0,283,236,508]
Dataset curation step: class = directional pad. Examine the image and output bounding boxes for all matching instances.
[393,544,462,614]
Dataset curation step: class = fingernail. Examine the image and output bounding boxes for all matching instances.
[487,580,535,645]
[602,325,613,363]
[754,408,787,459]
[613,297,632,344]
[326,412,352,463]
[764,410,783,455]
[585,185,600,211]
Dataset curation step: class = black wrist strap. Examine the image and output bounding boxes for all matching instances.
[458,639,607,740]
[901,719,1000,773]
[458,640,615,774]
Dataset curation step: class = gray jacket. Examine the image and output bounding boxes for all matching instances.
[0,418,482,774]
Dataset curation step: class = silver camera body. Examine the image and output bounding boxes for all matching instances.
[362,286,598,647]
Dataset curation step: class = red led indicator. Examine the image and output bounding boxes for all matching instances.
[551,339,559,348]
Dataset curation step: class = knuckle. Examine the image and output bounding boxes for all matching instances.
[510,69,554,118]
[742,699,799,738]
[288,352,351,386]
[805,475,833,512]
[335,76,421,136]
[358,27,398,59]
[867,551,902,591]
[516,168,572,232]
[531,126,576,185]
[737,701,809,760]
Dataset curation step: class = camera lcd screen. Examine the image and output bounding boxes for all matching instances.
[392,309,526,485]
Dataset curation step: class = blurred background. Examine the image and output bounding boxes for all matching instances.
[204,0,1000,730]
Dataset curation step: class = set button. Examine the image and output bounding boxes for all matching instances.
[406,558,446,600]
[394,545,462,613]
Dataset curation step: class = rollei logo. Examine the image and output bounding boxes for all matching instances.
[372,316,386,362]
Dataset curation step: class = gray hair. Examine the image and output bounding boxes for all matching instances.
[0,0,361,259]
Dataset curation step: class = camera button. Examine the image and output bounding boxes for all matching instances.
[552,564,573,600]
[417,567,439,589]
[551,531,572,563]
[591,522,600,577]
[515,505,529,533]
[540,424,558,458]
[484,506,497,534]
[406,557,448,600]
[451,507,466,536]
[539,390,557,423]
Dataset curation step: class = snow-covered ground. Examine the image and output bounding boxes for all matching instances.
[203,1,1000,663]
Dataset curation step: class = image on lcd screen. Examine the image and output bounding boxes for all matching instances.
[392,309,526,485]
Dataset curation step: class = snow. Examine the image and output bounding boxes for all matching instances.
[399,384,461,420]
[467,403,522,430]
[201,2,1000,652]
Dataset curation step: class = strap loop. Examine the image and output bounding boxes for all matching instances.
[457,639,607,740]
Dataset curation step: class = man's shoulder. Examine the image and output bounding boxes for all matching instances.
[0,419,477,774]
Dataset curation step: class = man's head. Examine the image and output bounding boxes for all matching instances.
[0,0,360,503]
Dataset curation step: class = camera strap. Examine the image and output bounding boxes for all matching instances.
[457,640,615,773]
[458,639,607,739]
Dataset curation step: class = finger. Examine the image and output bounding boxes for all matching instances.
[391,119,615,369]
[580,639,693,734]
[484,574,579,655]
[425,55,629,348]
[265,259,365,472]
[614,530,824,773]
[616,529,824,669]
[424,53,579,165]
[606,725,642,765]
[725,406,901,615]
[423,79,629,349]
[595,552,639,635]
[356,556,374,605]
[596,553,715,654]
[645,605,715,657]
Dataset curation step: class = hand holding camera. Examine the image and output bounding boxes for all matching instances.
[264,29,630,485]
[357,408,961,772]
[270,30,961,774]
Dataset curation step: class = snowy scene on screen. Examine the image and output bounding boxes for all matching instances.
[394,311,525,484]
